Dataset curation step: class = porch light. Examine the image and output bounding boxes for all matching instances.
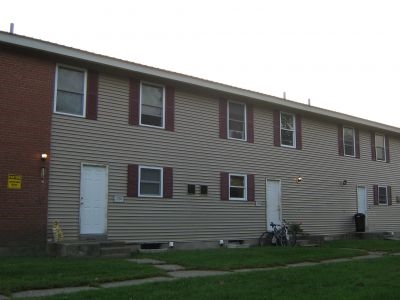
[295,176,303,183]
[40,153,48,183]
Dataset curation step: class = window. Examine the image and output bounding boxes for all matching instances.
[343,127,355,156]
[139,166,163,197]
[375,134,386,161]
[140,82,165,128]
[228,102,246,140]
[280,112,296,147]
[219,98,254,143]
[229,174,247,200]
[378,186,388,205]
[55,65,86,116]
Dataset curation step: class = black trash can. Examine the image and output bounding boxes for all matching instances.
[354,213,365,232]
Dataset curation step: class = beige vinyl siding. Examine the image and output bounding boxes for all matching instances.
[47,73,400,242]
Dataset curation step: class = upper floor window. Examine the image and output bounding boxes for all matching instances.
[375,134,386,161]
[280,112,296,147]
[140,82,165,128]
[228,101,246,140]
[139,166,163,197]
[55,65,86,117]
[343,127,355,156]
[219,98,254,143]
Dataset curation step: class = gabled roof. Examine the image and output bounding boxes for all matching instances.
[1,30,399,135]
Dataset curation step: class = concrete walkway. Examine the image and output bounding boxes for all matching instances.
[1,251,394,299]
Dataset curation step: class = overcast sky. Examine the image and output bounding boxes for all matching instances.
[2,0,400,127]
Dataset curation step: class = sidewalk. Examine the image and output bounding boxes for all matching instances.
[1,252,392,299]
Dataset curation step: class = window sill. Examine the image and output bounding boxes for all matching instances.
[139,123,165,130]
[54,111,85,118]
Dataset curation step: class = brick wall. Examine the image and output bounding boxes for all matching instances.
[0,46,54,247]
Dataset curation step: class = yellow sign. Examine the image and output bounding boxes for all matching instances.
[7,175,22,189]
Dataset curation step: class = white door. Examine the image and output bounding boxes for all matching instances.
[266,179,282,230]
[80,165,108,235]
[357,186,367,214]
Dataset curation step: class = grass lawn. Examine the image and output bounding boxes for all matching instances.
[323,239,400,252]
[133,246,367,270]
[26,256,400,300]
[0,257,165,295]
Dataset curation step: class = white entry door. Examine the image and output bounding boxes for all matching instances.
[80,164,108,235]
[266,179,282,230]
[357,186,367,215]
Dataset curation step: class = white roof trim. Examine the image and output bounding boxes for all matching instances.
[1,31,399,134]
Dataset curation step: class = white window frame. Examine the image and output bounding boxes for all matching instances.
[138,166,163,198]
[375,133,386,162]
[139,81,166,129]
[378,185,388,205]
[229,173,247,201]
[227,101,247,141]
[343,126,355,157]
[280,112,296,148]
[54,64,87,117]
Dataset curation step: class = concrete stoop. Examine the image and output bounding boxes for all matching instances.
[47,240,133,257]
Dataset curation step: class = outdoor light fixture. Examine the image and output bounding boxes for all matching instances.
[295,176,303,183]
[341,180,348,186]
[40,153,48,183]
[168,241,174,248]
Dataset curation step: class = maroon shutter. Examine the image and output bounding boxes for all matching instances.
[273,110,281,146]
[355,128,360,159]
[127,164,138,197]
[86,70,99,120]
[247,104,254,143]
[296,114,302,150]
[371,132,376,161]
[338,125,344,156]
[219,98,227,139]
[129,78,140,125]
[385,134,390,163]
[247,174,255,201]
[373,185,379,205]
[220,172,229,200]
[165,86,175,131]
[163,167,173,198]
[388,186,392,205]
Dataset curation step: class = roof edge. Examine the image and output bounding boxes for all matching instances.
[1,30,399,134]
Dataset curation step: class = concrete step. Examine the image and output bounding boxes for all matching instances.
[100,246,131,258]
[226,243,250,249]
[296,239,319,247]
[99,241,126,248]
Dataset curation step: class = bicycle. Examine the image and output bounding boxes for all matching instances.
[258,220,297,246]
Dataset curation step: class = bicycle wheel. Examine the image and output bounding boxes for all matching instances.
[287,231,297,246]
[258,231,274,246]
[278,233,289,246]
